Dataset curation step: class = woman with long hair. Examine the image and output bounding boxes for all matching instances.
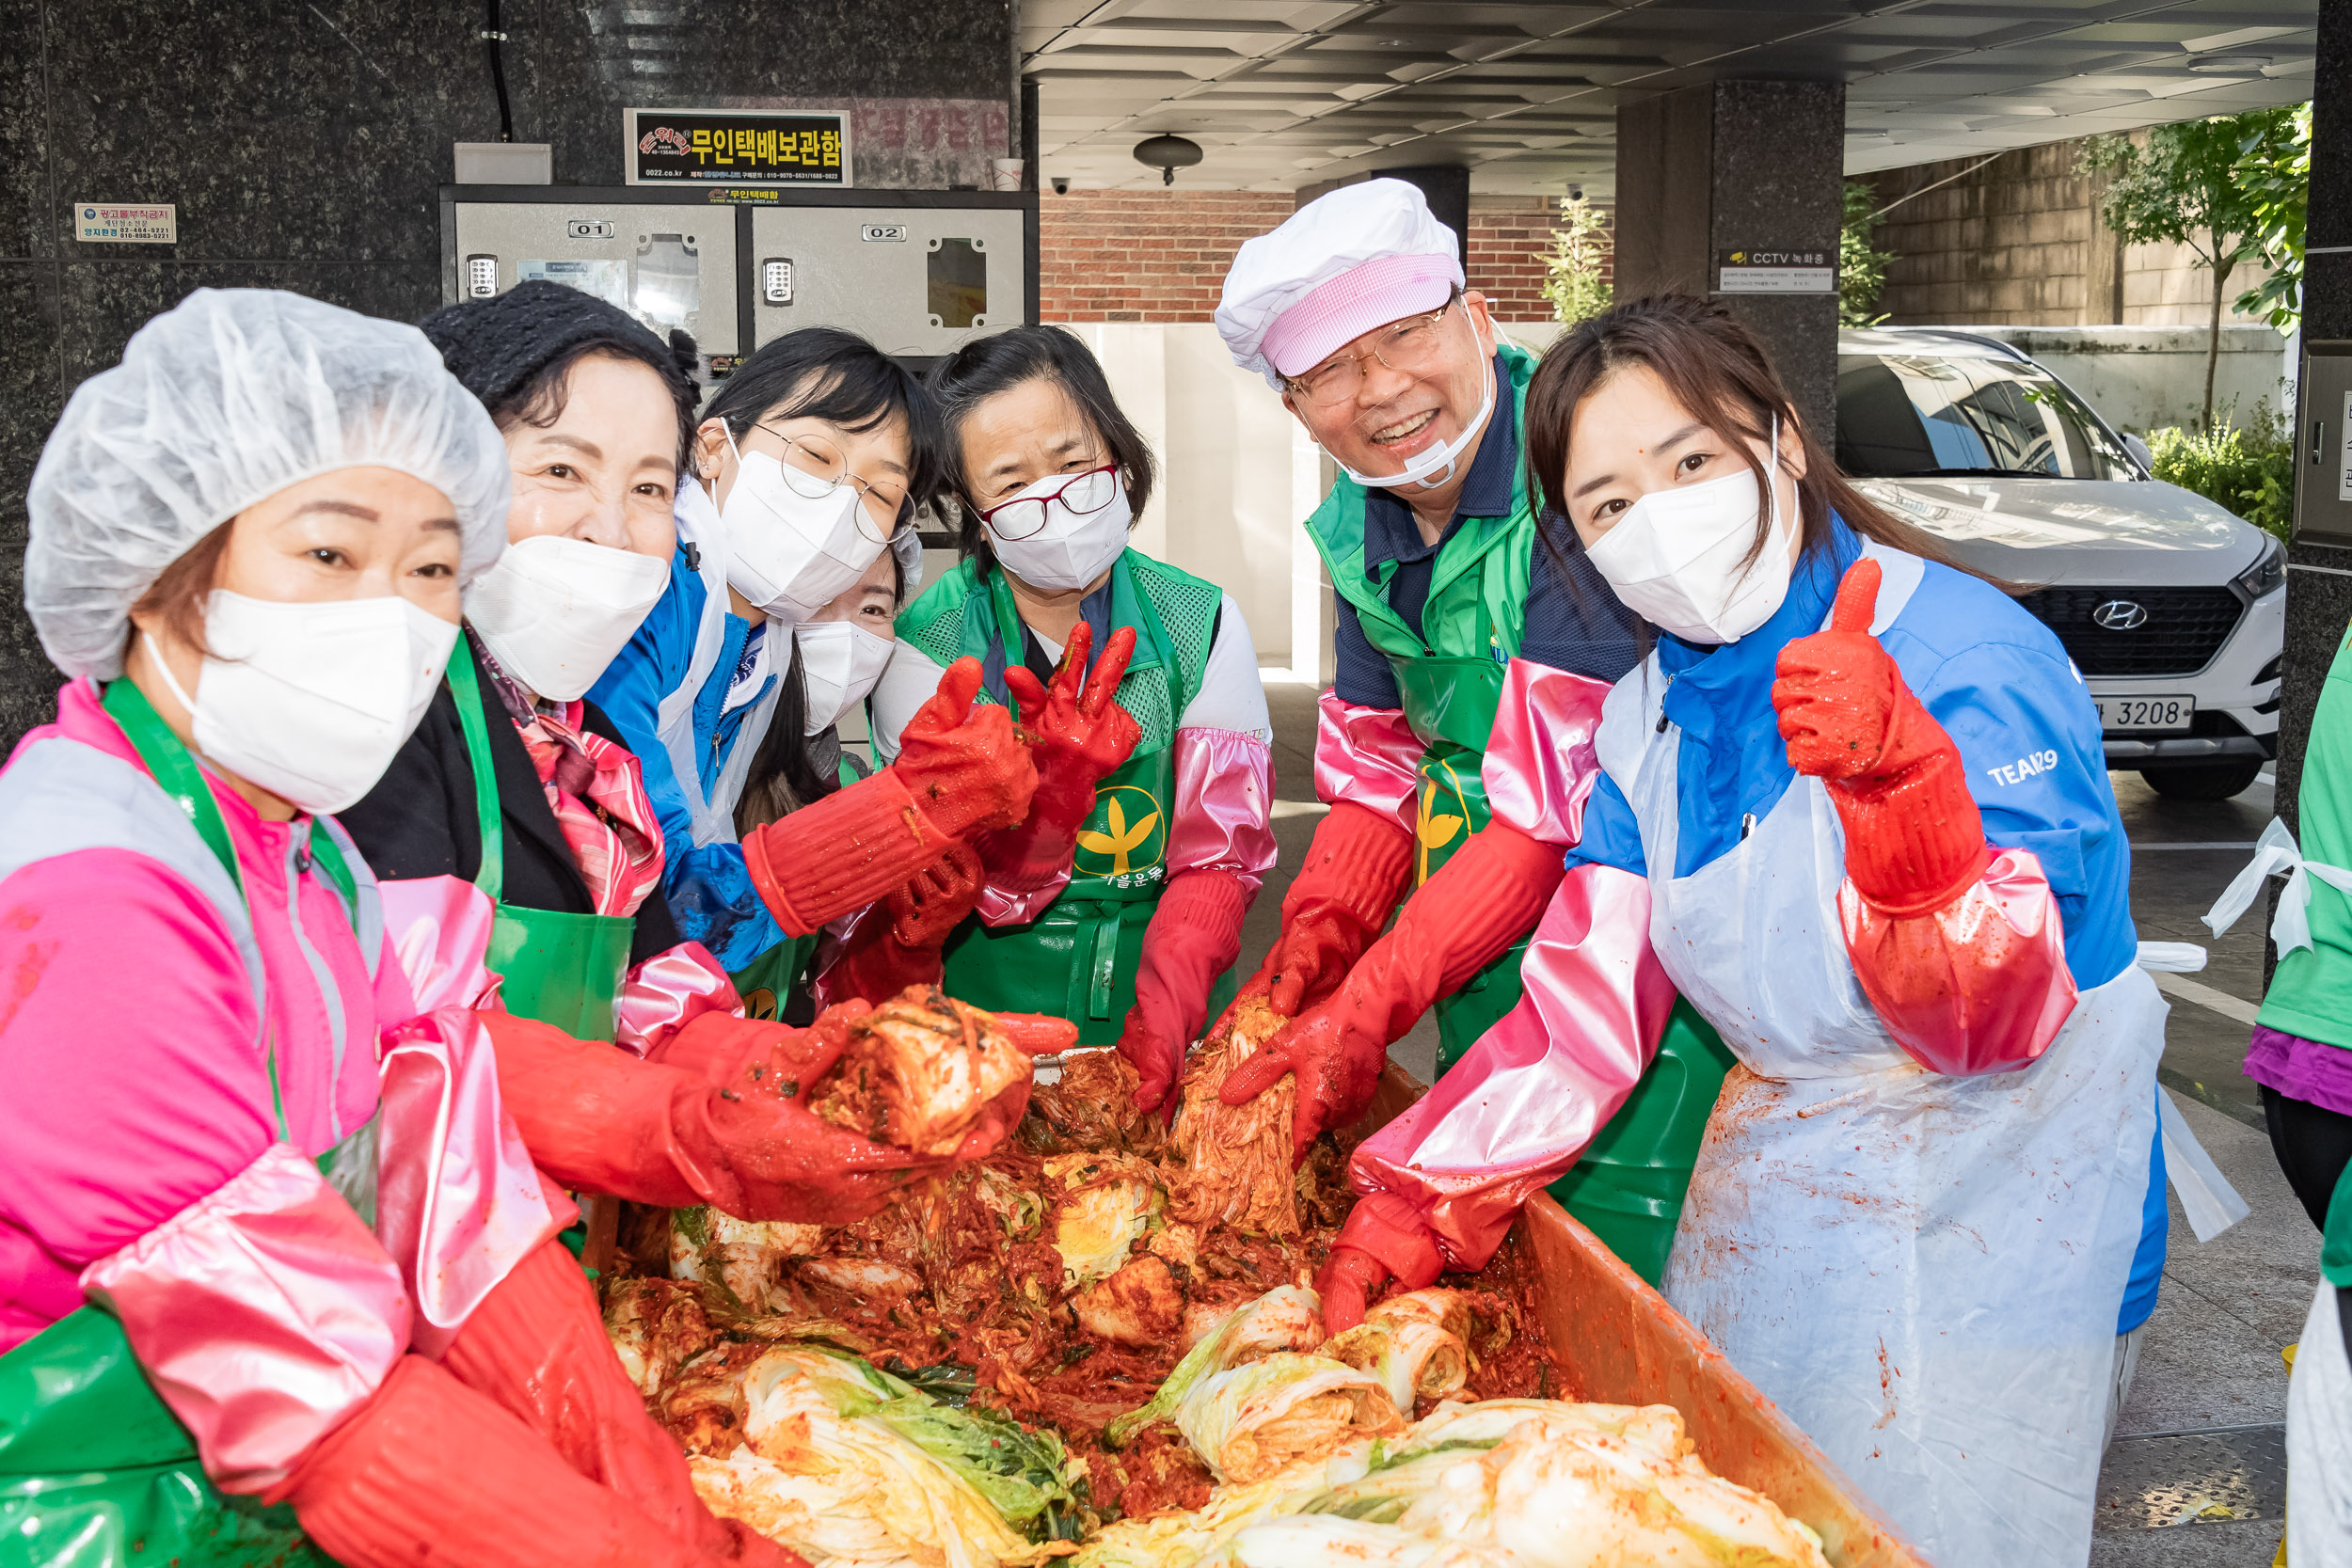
[866,325,1278,1101]
[1241,294,2164,1566]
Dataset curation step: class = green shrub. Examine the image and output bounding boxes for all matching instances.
[2143,408,2294,541]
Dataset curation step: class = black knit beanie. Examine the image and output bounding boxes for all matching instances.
[420,279,700,424]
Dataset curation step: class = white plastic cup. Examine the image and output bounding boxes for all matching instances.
[993,158,1025,192]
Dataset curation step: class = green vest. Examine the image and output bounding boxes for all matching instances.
[2258,616,2352,1050]
[896,550,1232,1044]
[1300,343,1734,1288]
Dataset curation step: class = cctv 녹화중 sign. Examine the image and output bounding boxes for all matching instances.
[75,203,176,244]
[1716,248,1835,294]
[626,108,850,187]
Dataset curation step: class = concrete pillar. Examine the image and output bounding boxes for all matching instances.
[1613,79,1846,436]
[2276,0,2352,863]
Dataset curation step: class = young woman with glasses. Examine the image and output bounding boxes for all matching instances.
[590,326,1045,1019]
[861,325,1278,1114]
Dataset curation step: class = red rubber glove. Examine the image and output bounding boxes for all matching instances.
[1240,800,1414,1019]
[272,1354,800,1568]
[1220,818,1565,1159]
[485,1006,958,1225]
[439,1241,789,1565]
[1116,868,1252,1117]
[817,842,986,1007]
[977,623,1142,891]
[1772,559,1989,916]
[744,657,1037,933]
[1315,1245,1392,1338]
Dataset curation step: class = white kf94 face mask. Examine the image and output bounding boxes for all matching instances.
[793,619,896,735]
[148,590,461,815]
[465,533,670,702]
[1332,301,1497,494]
[1583,417,1796,645]
[987,471,1134,593]
[717,425,887,624]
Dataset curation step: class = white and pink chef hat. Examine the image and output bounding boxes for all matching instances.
[1216,179,1462,389]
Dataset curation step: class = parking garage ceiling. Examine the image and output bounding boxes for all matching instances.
[1022,0,2320,197]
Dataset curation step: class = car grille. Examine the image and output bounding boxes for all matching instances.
[2012,586,2244,677]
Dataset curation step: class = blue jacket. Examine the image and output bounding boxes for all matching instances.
[589,545,785,972]
[1566,516,2162,1330]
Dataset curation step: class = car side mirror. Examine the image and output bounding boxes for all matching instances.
[2123,434,2153,472]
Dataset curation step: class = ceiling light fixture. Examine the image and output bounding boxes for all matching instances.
[1133,134,1204,186]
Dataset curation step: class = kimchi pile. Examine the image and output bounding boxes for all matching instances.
[602,990,1831,1568]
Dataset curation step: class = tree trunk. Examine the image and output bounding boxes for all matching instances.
[2202,247,2232,431]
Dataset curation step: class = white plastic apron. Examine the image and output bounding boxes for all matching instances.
[658,485,784,848]
[1613,543,2162,1567]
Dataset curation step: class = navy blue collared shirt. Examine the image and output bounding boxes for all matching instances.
[1332,354,1642,706]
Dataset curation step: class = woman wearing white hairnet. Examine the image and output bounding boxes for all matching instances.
[0,290,794,1568]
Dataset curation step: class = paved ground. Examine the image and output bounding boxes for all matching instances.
[1248,679,2319,1564]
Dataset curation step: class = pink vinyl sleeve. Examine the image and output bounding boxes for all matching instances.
[613,942,744,1059]
[1167,727,1277,893]
[1839,845,2078,1077]
[79,1143,411,1493]
[1346,863,1676,1279]
[1482,657,1613,848]
[1311,689,1421,834]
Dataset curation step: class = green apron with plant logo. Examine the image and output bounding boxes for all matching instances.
[447,638,634,1044]
[902,552,1232,1046]
[1301,343,1734,1286]
[0,683,358,1567]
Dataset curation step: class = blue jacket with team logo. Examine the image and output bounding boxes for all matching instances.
[1565,515,2162,1329]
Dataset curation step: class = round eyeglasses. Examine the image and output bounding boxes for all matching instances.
[755,423,911,544]
[977,465,1120,542]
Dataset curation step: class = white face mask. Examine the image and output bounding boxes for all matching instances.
[1332,301,1497,493]
[1585,418,1796,645]
[464,533,669,702]
[793,619,896,735]
[987,474,1134,593]
[715,425,886,624]
[148,590,460,815]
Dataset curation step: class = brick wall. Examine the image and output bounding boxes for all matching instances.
[1855,135,2274,327]
[1038,189,1596,323]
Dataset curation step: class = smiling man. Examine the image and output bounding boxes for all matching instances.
[1212,180,1732,1287]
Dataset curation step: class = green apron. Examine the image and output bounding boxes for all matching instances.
[0,683,353,1567]
[1301,344,1733,1287]
[904,553,1232,1046]
[446,640,634,1043]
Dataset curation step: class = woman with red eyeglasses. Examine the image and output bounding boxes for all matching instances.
[861,326,1277,1109]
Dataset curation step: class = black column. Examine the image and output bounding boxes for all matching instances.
[1369,164,1471,270]
[2279,0,2352,858]
[1613,79,1845,437]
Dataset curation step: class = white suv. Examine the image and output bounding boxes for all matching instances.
[1836,326,2285,800]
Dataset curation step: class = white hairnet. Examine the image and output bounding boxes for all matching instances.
[25,288,512,681]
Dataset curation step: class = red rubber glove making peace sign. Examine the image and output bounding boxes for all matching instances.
[1772,557,1990,917]
[977,621,1143,892]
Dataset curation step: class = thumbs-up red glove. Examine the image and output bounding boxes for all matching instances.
[1772,559,1988,915]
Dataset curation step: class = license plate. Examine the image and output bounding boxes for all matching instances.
[2098,695,2195,732]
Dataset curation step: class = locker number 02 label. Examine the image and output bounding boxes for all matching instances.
[861,224,909,243]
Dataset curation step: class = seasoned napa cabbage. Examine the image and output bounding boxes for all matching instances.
[1175,1353,1405,1484]
[1104,1285,1326,1448]
[1046,1152,1162,1288]
[1068,1446,1377,1568]
[1200,1516,1518,1568]
[1396,1413,1832,1568]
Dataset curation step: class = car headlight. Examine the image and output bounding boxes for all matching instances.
[2233,534,2286,600]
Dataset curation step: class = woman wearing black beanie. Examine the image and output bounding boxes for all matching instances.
[339,282,1032,1246]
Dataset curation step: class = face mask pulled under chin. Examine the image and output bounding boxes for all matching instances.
[988,476,1134,593]
[715,427,886,624]
[1584,420,1796,645]
[793,619,896,735]
[1330,303,1496,493]
[147,590,460,815]
[465,532,670,702]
